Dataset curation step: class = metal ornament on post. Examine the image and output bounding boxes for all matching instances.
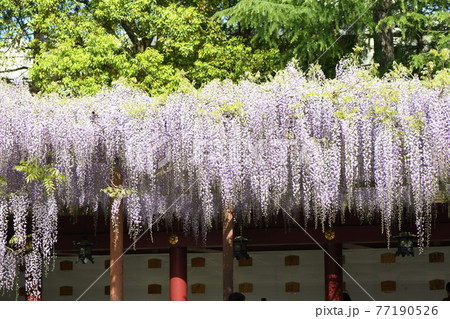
[394,231,416,257]
[324,229,336,241]
[168,234,179,245]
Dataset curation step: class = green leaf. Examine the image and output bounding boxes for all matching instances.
[14,158,66,195]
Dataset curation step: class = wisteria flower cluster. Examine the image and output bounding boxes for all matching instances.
[0,62,448,297]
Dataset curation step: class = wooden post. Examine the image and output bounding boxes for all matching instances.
[222,203,233,300]
[169,246,187,301]
[26,292,42,301]
[110,163,124,301]
[26,281,42,301]
[25,256,43,301]
[324,242,343,301]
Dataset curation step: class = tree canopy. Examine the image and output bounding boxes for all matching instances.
[0,0,278,95]
[1,0,448,95]
[214,0,449,75]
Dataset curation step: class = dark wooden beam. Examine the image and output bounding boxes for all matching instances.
[55,222,450,253]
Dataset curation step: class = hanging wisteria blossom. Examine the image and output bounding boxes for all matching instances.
[0,60,448,295]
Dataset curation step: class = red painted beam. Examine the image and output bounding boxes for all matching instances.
[55,222,450,252]
[54,204,450,252]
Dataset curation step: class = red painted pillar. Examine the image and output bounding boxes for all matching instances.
[26,295,42,301]
[26,284,42,301]
[223,204,233,301]
[170,246,187,301]
[324,242,343,301]
[25,258,42,301]
[110,165,124,301]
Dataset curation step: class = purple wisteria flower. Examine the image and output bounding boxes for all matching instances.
[0,62,448,295]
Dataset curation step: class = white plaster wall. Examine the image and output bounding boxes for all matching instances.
[343,247,450,301]
[0,247,449,301]
[188,250,324,301]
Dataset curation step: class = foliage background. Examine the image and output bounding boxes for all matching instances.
[0,0,448,96]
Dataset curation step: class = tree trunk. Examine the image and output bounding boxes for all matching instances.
[416,32,424,55]
[373,0,394,75]
[222,203,234,301]
[110,163,124,301]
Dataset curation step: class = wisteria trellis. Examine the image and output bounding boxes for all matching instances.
[0,62,449,298]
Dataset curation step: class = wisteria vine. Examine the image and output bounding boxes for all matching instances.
[0,61,448,297]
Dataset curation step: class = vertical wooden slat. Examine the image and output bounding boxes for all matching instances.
[429,279,445,290]
[60,260,73,271]
[148,258,162,268]
[429,252,444,263]
[239,282,253,293]
[148,284,162,294]
[285,255,299,266]
[381,281,396,292]
[191,257,205,267]
[59,286,73,296]
[238,257,252,267]
[380,253,396,263]
[285,282,300,293]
